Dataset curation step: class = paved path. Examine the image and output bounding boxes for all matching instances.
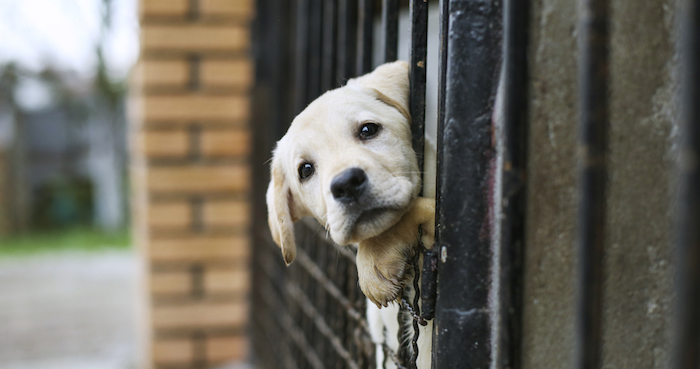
[0,250,138,369]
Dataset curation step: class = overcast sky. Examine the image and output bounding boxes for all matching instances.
[0,0,139,80]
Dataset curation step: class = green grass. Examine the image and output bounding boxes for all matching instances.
[0,227,132,256]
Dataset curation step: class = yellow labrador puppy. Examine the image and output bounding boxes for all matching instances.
[266,60,434,306]
[266,61,435,367]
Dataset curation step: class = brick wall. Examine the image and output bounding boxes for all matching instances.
[132,1,254,368]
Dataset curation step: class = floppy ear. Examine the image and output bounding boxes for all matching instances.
[266,156,297,265]
[347,60,410,118]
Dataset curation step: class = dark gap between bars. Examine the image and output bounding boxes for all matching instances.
[575,0,610,368]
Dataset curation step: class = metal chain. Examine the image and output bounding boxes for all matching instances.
[394,244,426,369]
[409,247,423,366]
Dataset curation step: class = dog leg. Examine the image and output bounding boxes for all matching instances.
[362,198,435,367]
[367,301,401,369]
[357,233,414,307]
[356,198,435,307]
[366,259,434,369]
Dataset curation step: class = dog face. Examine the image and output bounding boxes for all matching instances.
[266,61,420,264]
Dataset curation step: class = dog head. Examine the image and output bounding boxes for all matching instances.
[266,61,420,264]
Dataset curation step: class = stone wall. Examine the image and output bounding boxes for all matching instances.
[522,0,677,367]
[131,1,254,368]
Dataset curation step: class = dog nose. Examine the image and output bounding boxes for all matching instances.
[331,168,367,203]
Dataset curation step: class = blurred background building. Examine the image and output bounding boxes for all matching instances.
[0,0,253,368]
[0,0,142,367]
[0,0,136,235]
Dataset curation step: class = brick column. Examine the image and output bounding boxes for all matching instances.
[132,1,253,368]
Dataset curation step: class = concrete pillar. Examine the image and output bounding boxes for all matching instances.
[522,0,677,367]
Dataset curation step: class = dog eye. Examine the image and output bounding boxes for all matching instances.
[359,123,380,140]
[298,162,314,180]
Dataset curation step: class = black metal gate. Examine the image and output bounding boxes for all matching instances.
[249,0,526,368]
[250,0,378,367]
[250,0,700,368]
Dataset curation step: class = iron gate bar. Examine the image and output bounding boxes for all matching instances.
[287,281,362,369]
[294,0,310,114]
[433,0,503,367]
[436,0,449,134]
[297,220,408,368]
[271,224,372,369]
[409,0,436,324]
[252,0,378,367]
[253,302,300,369]
[256,254,307,369]
[301,220,377,367]
[322,0,338,91]
[575,0,610,367]
[498,0,530,367]
[358,0,374,74]
[382,0,399,62]
[259,239,330,369]
[336,0,357,82]
[257,255,326,369]
[308,0,323,103]
[407,0,430,366]
[408,0,428,182]
[432,0,449,331]
[251,0,296,365]
[253,242,291,368]
[674,0,700,367]
[295,245,367,325]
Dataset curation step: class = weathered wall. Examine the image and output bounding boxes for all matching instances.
[131,1,254,368]
[523,0,677,367]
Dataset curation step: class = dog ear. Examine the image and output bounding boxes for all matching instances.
[266,156,297,265]
[348,60,410,118]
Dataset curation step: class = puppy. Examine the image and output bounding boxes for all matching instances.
[266,61,435,366]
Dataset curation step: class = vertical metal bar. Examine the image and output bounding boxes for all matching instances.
[254,0,378,368]
[250,0,295,366]
[408,0,438,328]
[308,0,323,102]
[409,0,428,181]
[389,3,427,367]
[432,0,503,367]
[382,0,399,63]
[322,0,337,91]
[294,0,310,114]
[357,0,374,74]
[674,0,700,368]
[267,0,295,138]
[498,0,530,367]
[575,0,610,367]
[433,0,449,242]
[336,0,357,82]
[250,0,271,361]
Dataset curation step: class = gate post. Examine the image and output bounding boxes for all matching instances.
[432,0,507,367]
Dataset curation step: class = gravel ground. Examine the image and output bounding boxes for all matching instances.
[0,250,138,369]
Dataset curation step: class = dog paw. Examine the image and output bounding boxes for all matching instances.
[356,230,416,307]
[356,248,408,307]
